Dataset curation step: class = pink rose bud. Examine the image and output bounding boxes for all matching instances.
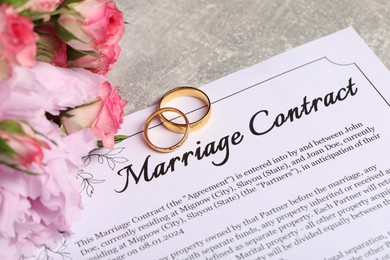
[61,81,127,149]
[0,4,38,81]
[0,120,50,167]
[56,0,124,74]
[21,0,64,14]
[35,24,67,67]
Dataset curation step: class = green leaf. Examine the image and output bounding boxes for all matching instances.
[58,0,84,8]
[0,0,28,8]
[0,161,42,176]
[0,137,16,158]
[63,112,75,118]
[19,9,44,20]
[76,99,100,108]
[59,124,68,135]
[114,135,130,143]
[66,47,86,60]
[0,120,25,135]
[36,49,55,60]
[55,20,79,42]
[96,135,129,148]
[66,45,98,61]
[97,140,103,148]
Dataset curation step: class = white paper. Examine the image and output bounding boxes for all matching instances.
[31,28,390,260]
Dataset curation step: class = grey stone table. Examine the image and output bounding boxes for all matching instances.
[108,0,390,116]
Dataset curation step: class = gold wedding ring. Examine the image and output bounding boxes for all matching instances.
[144,107,190,153]
[158,86,211,134]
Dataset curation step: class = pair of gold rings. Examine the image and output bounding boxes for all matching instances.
[144,87,211,153]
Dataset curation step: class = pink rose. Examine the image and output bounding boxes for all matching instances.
[61,82,127,148]
[35,24,67,67]
[0,120,50,168]
[57,0,124,74]
[91,83,127,148]
[0,4,38,80]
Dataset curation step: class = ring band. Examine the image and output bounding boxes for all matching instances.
[158,86,211,134]
[144,107,190,153]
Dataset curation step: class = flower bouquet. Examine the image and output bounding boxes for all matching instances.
[0,0,127,259]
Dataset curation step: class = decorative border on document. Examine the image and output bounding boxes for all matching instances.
[142,57,390,136]
[28,57,390,260]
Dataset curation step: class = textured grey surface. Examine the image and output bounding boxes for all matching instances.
[108,0,390,115]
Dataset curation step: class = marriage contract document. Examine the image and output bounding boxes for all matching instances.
[31,28,390,260]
